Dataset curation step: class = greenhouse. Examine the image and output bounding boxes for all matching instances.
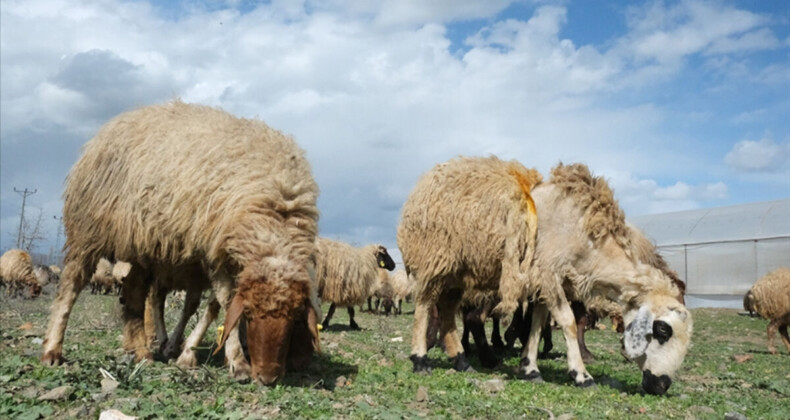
[630,198,790,308]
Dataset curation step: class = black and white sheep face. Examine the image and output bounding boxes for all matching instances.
[376,246,396,271]
[623,296,693,395]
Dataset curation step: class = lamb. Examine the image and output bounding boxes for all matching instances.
[0,249,42,298]
[41,100,321,386]
[369,269,396,315]
[743,267,790,354]
[34,264,60,287]
[315,237,396,329]
[398,156,692,395]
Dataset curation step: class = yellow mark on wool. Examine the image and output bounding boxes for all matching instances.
[506,166,540,217]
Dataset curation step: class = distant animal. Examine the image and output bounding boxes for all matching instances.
[315,237,396,329]
[743,267,790,355]
[0,249,42,298]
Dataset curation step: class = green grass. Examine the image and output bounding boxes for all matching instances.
[1,291,788,419]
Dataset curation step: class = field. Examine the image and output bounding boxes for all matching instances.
[1,290,788,419]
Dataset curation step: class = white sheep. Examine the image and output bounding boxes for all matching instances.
[0,249,42,298]
[315,237,396,329]
[744,267,790,354]
[41,100,321,385]
[398,157,692,395]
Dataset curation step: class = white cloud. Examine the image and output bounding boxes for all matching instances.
[0,0,786,252]
[724,138,790,172]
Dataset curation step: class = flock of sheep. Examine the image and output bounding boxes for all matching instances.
[2,101,787,396]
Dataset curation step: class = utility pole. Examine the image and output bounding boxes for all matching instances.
[14,187,37,249]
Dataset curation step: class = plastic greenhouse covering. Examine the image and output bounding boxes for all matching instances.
[629,199,790,309]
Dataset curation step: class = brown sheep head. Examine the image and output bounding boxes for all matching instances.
[622,293,693,396]
[217,276,320,386]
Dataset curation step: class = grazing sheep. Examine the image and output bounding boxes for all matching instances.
[398,157,692,395]
[89,258,116,295]
[0,249,42,298]
[744,267,790,354]
[369,269,396,315]
[34,264,60,287]
[41,100,321,386]
[390,269,415,315]
[315,237,396,329]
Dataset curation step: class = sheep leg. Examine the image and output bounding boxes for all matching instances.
[467,309,499,368]
[41,260,89,366]
[163,287,202,360]
[572,301,595,362]
[213,272,250,380]
[149,286,169,352]
[504,303,524,350]
[778,317,790,354]
[409,299,433,373]
[438,289,472,372]
[397,299,403,315]
[461,306,472,355]
[120,266,154,362]
[322,303,337,329]
[550,299,594,387]
[347,306,360,330]
[539,316,553,358]
[491,315,505,351]
[176,292,220,368]
[766,319,780,355]
[518,302,547,382]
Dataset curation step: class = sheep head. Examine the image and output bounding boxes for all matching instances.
[217,274,320,386]
[376,246,396,271]
[622,294,693,396]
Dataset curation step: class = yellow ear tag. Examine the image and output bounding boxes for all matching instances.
[216,325,224,345]
[379,261,385,267]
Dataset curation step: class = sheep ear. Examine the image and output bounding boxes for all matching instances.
[305,301,321,353]
[213,293,244,356]
[624,306,654,359]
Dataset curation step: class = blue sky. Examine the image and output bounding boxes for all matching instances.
[1,0,788,262]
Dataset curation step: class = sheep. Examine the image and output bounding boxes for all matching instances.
[368,269,396,315]
[0,249,42,298]
[89,258,116,295]
[743,267,790,355]
[398,156,692,395]
[41,100,321,386]
[390,269,414,315]
[315,237,396,329]
[33,264,60,287]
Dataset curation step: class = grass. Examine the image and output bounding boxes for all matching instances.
[1,290,788,419]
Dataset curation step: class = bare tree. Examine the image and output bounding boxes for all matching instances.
[20,208,47,253]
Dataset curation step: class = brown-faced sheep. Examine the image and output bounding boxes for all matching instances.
[0,249,42,298]
[744,267,790,354]
[315,237,396,329]
[41,100,321,386]
[398,156,692,395]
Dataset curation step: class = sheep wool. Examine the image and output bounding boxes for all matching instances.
[42,100,320,384]
[0,249,41,297]
[316,237,383,307]
[745,267,790,354]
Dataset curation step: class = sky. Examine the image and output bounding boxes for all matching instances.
[1,0,788,264]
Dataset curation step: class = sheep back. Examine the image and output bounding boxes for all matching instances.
[0,249,38,286]
[62,100,319,300]
[748,267,790,321]
[397,156,542,315]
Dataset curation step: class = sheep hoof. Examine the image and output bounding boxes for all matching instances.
[570,370,595,388]
[349,322,361,331]
[450,353,472,372]
[41,351,65,366]
[231,361,252,381]
[410,354,431,373]
[175,351,197,368]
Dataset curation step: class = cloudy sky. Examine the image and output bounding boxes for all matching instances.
[1,0,788,262]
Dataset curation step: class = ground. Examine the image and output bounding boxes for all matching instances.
[1,289,788,419]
